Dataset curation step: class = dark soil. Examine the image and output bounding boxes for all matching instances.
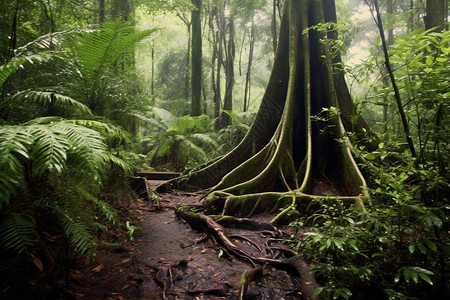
[67,185,305,300]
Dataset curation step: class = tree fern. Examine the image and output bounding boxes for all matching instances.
[0,212,35,254]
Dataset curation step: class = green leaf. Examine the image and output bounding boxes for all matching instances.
[423,239,437,252]
[418,273,433,285]
[312,287,324,297]
[239,270,248,286]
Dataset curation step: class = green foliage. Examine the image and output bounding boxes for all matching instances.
[351,28,449,170]
[143,113,219,171]
[3,90,93,116]
[0,212,35,254]
[287,143,449,299]
[75,22,157,87]
[0,118,131,255]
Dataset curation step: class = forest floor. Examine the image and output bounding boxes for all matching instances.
[68,180,307,300]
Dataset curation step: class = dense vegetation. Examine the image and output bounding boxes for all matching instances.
[0,0,448,299]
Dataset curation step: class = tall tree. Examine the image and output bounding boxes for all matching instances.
[219,0,235,128]
[424,0,447,32]
[173,0,368,224]
[208,2,223,130]
[191,0,202,116]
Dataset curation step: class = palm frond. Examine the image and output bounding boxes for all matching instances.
[5,90,92,116]
[0,212,36,253]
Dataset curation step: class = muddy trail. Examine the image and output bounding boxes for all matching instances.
[69,181,315,300]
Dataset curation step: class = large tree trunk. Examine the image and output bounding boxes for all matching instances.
[174,0,368,224]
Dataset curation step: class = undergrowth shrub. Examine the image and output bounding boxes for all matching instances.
[286,145,449,299]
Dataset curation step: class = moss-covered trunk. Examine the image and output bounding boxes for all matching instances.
[175,0,368,224]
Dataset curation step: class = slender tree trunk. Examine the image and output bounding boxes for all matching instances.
[151,38,155,104]
[243,16,255,112]
[382,0,395,135]
[209,4,221,130]
[369,0,417,159]
[99,0,105,23]
[186,23,191,102]
[7,0,20,62]
[271,0,278,53]
[191,0,202,116]
[220,6,234,128]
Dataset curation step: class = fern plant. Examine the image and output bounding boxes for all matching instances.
[0,118,130,254]
[0,23,154,258]
[141,111,220,171]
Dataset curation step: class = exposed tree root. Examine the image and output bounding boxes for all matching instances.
[175,208,323,299]
[203,190,366,226]
[284,256,322,300]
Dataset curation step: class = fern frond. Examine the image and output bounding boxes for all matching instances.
[0,212,36,253]
[76,187,119,226]
[0,52,52,88]
[7,90,92,116]
[108,155,133,174]
[131,111,168,131]
[29,125,70,177]
[77,22,157,82]
[61,214,96,254]
[67,119,132,146]
[0,126,33,206]
[177,135,208,161]
[191,133,219,151]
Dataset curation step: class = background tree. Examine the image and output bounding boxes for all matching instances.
[191,0,203,116]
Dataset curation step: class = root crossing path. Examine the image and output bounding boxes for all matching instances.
[70,184,321,300]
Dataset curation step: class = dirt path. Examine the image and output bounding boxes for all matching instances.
[69,186,304,300]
